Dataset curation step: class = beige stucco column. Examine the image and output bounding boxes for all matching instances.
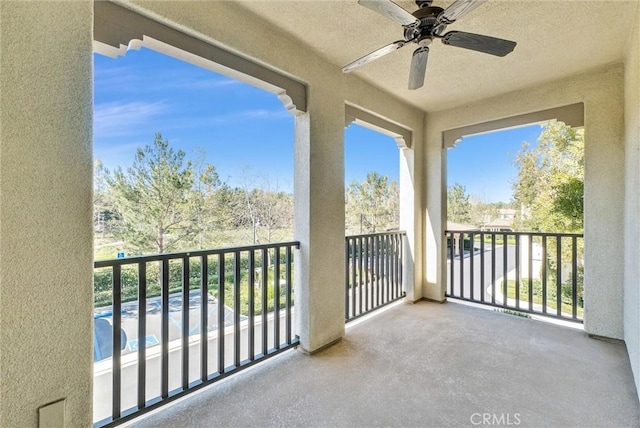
[623,2,640,397]
[0,1,94,426]
[294,82,346,353]
[399,146,418,301]
[582,66,625,339]
[423,124,447,302]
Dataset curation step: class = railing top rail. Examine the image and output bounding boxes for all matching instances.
[94,240,301,268]
[445,230,583,238]
[346,231,407,240]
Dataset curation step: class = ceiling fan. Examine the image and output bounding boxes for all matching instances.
[342,0,517,90]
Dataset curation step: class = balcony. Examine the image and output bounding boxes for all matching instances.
[94,233,407,425]
[94,231,639,426]
[3,2,640,427]
[130,300,640,427]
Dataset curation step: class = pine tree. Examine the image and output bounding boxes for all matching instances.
[106,133,218,254]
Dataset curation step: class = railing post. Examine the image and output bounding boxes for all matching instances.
[480,233,485,303]
[161,259,170,398]
[112,265,122,420]
[181,256,190,390]
[137,262,147,409]
[469,232,475,301]
[200,255,209,380]
[515,234,520,309]
[448,232,454,297]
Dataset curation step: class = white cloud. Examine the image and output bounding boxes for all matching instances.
[94,101,169,138]
[181,77,241,90]
[93,65,144,93]
[210,109,291,124]
[96,64,241,93]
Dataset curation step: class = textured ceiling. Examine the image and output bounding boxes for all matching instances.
[235,0,638,112]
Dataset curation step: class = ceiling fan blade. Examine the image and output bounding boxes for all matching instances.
[358,0,420,27]
[437,0,487,25]
[342,40,406,73]
[442,31,516,56]
[408,47,429,90]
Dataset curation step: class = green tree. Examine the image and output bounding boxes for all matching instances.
[512,123,585,315]
[388,180,400,228]
[106,133,219,254]
[235,169,294,244]
[512,121,584,232]
[190,147,222,248]
[447,183,472,224]
[253,188,293,243]
[346,172,398,234]
[94,159,119,237]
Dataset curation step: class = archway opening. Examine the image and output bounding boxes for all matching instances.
[445,120,584,323]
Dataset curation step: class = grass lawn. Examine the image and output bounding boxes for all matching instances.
[94,242,122,260]
[477,235,517,246]
[504,279,583,318]
[93,227,294,260]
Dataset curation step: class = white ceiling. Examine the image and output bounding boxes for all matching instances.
[235,0,638,112]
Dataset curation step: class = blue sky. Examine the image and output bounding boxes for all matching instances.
[94,47,538,201]
[94,48,296,190]
[448,125,543,203]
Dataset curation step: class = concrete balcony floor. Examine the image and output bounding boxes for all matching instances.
[132,301,640,427]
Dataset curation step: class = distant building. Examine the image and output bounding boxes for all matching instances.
[446,221,480,258]
[482,208,517,232]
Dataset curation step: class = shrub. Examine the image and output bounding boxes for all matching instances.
[94,250,293,315]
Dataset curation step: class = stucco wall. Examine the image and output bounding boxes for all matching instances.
[6,0,633,422]
[623,2,640,396]
[425,65,625,339]
[0,1,94,426]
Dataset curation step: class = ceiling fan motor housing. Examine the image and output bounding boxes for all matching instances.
[406,6,445,41]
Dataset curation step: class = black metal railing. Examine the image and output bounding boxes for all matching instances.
[93,241,299,427]
[445,230,584,322]
[345,231,406,322]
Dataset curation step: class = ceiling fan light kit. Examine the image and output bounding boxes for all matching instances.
[343,0,517,90]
